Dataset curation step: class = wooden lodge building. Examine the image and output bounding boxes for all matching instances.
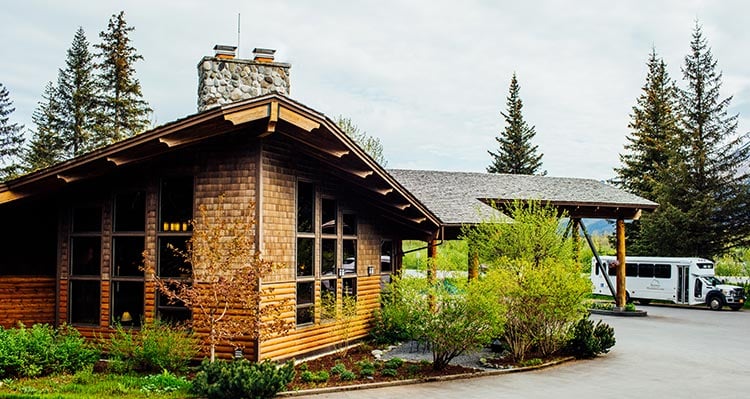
[0,46,656,361]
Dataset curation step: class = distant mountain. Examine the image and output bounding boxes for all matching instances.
[581,219,615,235]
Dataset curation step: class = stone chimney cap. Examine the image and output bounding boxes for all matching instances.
[213,45,237,59]
[253,48,276,62]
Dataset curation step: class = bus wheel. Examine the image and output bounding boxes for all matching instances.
[638,299,651,305]
[708,296,723,311]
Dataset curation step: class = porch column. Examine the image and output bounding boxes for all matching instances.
[467,245,479,281]
[616,219,627,309]
[427,238,438,285]
[571,218,581,265]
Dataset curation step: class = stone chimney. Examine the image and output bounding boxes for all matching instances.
[197,46,291,112]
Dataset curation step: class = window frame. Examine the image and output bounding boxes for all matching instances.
[68,204,103,327]
[111,189,147,327]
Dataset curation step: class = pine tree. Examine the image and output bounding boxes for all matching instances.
[614,49,679,200]
[57,27,100,157]
[25,82,66,171]
[94,11,151,144]
[0,83,25,181]
[487,73,544,175]
[639,23,750,258]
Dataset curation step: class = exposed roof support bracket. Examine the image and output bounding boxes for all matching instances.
[223,104,270,126]
[279,107,320,132]
[259,100,279,137]
[56,174,80,183]
[279,131,349,158]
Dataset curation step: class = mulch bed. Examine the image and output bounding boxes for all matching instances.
[287,345,480,391]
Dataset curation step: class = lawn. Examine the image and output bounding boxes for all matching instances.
[0,370,193,399]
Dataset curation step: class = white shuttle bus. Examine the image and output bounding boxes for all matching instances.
[591,256,746,311]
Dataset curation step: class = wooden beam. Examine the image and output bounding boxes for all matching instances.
[616,219,627,309]
[56,174,80,183]
[280,131,350,158]
[223,104,270,126]
[260,100,279,137]
[0,190,23,204]
[279,107,320,132]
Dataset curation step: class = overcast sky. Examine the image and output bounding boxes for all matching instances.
[2,1,748,181]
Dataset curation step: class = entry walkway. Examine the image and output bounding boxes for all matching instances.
[300,306,750,398]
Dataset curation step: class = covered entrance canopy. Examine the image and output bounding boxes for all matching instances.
[388,169,659,309]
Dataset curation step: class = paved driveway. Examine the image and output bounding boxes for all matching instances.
[299,305,750,398]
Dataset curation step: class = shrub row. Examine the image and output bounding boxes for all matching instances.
[0,323,98,378]
[103,319,197,374]
[191,359,295,399]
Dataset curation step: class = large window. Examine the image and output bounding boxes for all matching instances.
[69,205,102,326]
[156,178,193,323]
[295,181,358,326]
[111,190,146,326]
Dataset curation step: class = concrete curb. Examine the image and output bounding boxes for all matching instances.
[278,356,575,397]
[589,308,648,317]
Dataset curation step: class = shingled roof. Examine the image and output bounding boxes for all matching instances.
[388,169,657,232]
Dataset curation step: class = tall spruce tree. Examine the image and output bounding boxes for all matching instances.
[487,73,544,175]
[25,82,66,171]
[638,23,750,258]
[0,83,25,181]
[95,11,151,144]
[614,49,679,200]
[57,27,100,157]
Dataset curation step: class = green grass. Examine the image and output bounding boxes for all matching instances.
[0,370,193,399]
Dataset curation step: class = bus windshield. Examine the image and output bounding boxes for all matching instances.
[702,276,723,287]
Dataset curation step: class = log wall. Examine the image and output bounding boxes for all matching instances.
[0,277,56,327]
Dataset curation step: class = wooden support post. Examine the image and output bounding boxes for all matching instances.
[427,238,438,285]
[468,245,479,282]
[572,218,581,266]
[616,219,627,309]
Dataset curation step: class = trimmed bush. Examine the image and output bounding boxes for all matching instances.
[300,370,329,383]
[566,316,616,358]
[191,359,295,399]
[104,319,197,373]
[339,370,357,381]
[329,363,347,375]
[383,357,404,370]
[0,323,98,378]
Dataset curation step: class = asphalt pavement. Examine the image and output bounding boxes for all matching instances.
[297,305,750,398]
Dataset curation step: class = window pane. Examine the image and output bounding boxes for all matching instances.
[70,280,100,325]
[654,264,671,279]
[297,237,314,277]
[638,264,654,278]
[112,281,144,327]
[158,236,191,277]
[321,239,336,276]
[321,280,336,320]
[343,278,357,298]
[157,291,191,325]
[296,282,314,325]
[342,239,356,275]
[297,182,314,233]
[626,263,637,277]
[380,240,393,273]
[321,199,336,235]
[342,213,357,236]
[71,237,101,276]
[160,177,193,232]
[114,190,145,232]
[113,237,144,277]
[72,206,101,233]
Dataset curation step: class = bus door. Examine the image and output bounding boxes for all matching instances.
[676,265,690,304]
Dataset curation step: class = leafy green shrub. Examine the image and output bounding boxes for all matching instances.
[329,363,347,375]
[406,363,420,376]
[299,370,329,383]
[519,358,543,367]
[380,368,398,377]
[357,360,376,377]
[104,319,197,373]
[384,357,404,370]
[140,370,191,394]
[624,303,637,312]
[191,359,295,399]
[588,301,614,311]
[566,316,616,358]
[339,370,357,381]
[0,323,98,378]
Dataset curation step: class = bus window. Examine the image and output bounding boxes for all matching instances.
[654,264,671,278]
[694,278,702,297]
[697,263,713,269]
[626,263,638,277]
[638,264,654,278]
[608,263,617,276]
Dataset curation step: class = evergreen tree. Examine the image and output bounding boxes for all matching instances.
[57,27,100,157]
[25,82,66,171]
[638,23,750,258]
[487,73,544,175]
[94,11,151,144]
[335,115,388,166]
[0,83,25,181]
[614,49,679,200]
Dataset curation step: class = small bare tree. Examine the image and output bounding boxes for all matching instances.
[145,196,292,362]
